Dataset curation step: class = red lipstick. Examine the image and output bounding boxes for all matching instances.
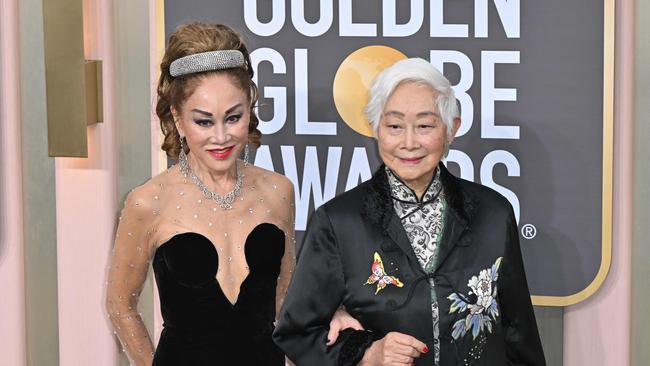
[207,146,235,159]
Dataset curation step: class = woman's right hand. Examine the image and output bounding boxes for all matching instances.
[358,332,428,366]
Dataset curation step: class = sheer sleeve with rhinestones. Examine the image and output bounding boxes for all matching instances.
[272,177,296,318]
[106,186,159,365]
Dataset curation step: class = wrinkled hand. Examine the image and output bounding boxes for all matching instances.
[326,308,365,345]
[359,331,427,366]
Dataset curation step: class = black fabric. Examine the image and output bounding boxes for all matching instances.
[337,329,382,366]
[152,223,285,365]
[273,163,545,366]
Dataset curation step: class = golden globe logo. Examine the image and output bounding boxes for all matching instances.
[248,29,524,228]
[332,46,406,138]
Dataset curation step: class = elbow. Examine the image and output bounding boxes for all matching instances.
[105,298,118,328]
[105,291,130,329]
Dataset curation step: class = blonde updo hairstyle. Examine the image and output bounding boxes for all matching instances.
[156,22,261,159]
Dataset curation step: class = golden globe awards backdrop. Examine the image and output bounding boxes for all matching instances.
[162,0,613,306]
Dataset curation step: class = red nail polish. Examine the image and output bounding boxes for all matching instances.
[423,346,429,353]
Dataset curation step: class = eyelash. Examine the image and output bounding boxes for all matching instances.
[194,119,213,127]
[192,113,242,126]
[386,123,435,132]
[226,114,242,123]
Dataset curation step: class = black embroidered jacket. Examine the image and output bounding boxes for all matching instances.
[273,163,546,366]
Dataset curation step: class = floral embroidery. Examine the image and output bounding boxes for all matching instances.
[365,252,404,295]
[448,257,502,340]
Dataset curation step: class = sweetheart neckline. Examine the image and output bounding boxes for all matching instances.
[156,222,282,252]
[154,222,284,307]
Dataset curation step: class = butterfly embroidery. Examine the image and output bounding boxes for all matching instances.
[365,252,404,295]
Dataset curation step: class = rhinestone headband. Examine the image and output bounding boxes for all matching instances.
[169,50,246,77]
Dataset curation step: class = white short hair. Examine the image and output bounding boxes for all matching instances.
[364,58,459,139]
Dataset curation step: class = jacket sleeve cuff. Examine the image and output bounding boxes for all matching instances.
[337,329,382,366]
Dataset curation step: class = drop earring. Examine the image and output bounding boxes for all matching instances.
[243,143,250,167]
[178,135,188,166]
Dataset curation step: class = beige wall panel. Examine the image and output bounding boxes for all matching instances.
[19,0,60,363]
[0,0,27,364]
[43,0,88,157]
[55,0,121,365]
[632,0,650,364]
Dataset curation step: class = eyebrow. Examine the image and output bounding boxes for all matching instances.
[383,111,405,118]
[190,103,244,118]
[383,110,440,119]
[416,111,440,119]
[224,103,244,115]
[191,109,213,117]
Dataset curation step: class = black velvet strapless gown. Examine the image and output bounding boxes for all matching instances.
[152,223,286,365]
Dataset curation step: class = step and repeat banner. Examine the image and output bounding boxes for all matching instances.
[163,0,613,306]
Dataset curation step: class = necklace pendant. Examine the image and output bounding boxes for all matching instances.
[178,150,245,210]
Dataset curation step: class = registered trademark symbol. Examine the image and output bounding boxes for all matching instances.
[521,224,537,239]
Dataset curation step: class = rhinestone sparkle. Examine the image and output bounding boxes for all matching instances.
[169,50,246,77]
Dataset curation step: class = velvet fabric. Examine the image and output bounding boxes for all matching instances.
[152,223,285,365]
[273,164,545,366]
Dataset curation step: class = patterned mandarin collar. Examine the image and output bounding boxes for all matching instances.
[385,166,446,366]
[384,166,445,268]
[385,166,443,218]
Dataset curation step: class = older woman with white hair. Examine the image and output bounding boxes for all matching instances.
[273,58,545,366]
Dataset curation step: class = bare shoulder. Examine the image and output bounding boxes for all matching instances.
[245,164,294,197]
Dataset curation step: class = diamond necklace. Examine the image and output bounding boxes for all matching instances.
[178,149,243,210]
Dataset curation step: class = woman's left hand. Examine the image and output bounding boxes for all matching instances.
[326,308,365,345]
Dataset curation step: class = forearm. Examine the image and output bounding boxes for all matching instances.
[107,301,154,365]
[107,188,158,365]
